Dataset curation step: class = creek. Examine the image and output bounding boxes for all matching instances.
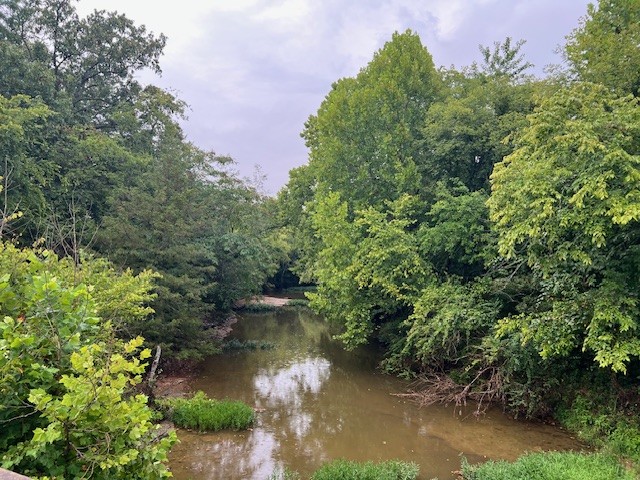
[168,309,583,479]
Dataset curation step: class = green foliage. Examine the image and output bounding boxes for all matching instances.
[0,0,166,125]
[0,94,53,237]
[310,459,419,480]
[489,82,640,372]
[0,243,175,478]
[474,37,533,81]
[461,452,635,480]
[395,280,499,368]
[557,394,640,464]
[159,391,255,432]
[564,0,640,96]
[302,29,440,210]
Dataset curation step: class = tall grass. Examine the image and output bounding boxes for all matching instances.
[159,391,254,432]
[461,452,635,480]
[310,459,419,480]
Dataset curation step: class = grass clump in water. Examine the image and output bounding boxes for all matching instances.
[310,459,419,480]
[461,452,635,480]
[222,338,275,351]
[285,298,310,308]
[159,391,254,432]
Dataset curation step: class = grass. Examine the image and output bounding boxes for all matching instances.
[285,298,310,308]
[461,451,636,480]
[222,338,275,351]
[556,393,640,466]
[158,391,254,432]
[240,302,280,312]
[310,459,419,480]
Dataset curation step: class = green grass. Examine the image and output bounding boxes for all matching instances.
[158,391,254,432]
[240,302,280,312]
[461,452,635,480]
[310,459,419,480]
[557,394,640,465]
[222,338,275,351]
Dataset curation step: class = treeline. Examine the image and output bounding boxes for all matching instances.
[0,0,285,360]
[278,0,640,435]
[0,0,288,476]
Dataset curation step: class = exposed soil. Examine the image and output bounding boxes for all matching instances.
[154,375,192,398]
[235,295,291,308]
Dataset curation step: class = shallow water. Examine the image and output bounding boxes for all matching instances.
[169,309,584,479]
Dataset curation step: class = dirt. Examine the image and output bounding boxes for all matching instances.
[235,295,291,308]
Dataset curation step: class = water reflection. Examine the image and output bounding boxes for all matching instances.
[169,310,585,480]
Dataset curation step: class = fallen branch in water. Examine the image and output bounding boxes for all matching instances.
[394,367,506,417]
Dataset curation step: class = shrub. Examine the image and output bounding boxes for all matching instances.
[461,452,635,480]
[160,391,254,431]
[310,459,419,480]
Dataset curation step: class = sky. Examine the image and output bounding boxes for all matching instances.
[76,0,592,195]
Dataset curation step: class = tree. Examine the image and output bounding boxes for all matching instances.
[488,82,640,372]
[302,30,441,210]
[0,0,166,126]
[0,242,176,478]
[473,37,533,82]
[564,0,640,96]
[0,94,53,239]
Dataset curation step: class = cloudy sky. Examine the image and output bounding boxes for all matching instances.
[76,0,591,195]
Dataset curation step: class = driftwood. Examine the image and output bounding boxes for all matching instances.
[395,367,505,417]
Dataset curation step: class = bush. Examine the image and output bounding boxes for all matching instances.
[461,452,635,480]
[310,459,419,480]
[159,391,254,431]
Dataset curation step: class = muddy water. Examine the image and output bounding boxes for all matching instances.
[169,309,584,480]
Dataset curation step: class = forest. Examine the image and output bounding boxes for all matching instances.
[0,0,639,478]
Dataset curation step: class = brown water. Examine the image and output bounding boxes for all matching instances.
[169,309,584,480]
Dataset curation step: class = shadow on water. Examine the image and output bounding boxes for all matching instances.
[168,309,584,480]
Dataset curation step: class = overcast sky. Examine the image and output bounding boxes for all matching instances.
[76,0,591,195]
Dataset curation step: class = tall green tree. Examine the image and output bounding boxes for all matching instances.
[302,30,441,210]
[564,0,640,96]
[0,0,166,125]
[488,82,640,372]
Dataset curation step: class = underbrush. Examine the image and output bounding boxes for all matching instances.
[157,391,254,431]
[285,298,310,308]
[556,393,640,465]
[461,452,635,480]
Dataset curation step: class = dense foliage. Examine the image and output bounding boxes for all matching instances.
[0,0,282,476]
[310,459,419,480]
[278,0,640,448]
[0,0,282,360]
[0,243,176,478]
